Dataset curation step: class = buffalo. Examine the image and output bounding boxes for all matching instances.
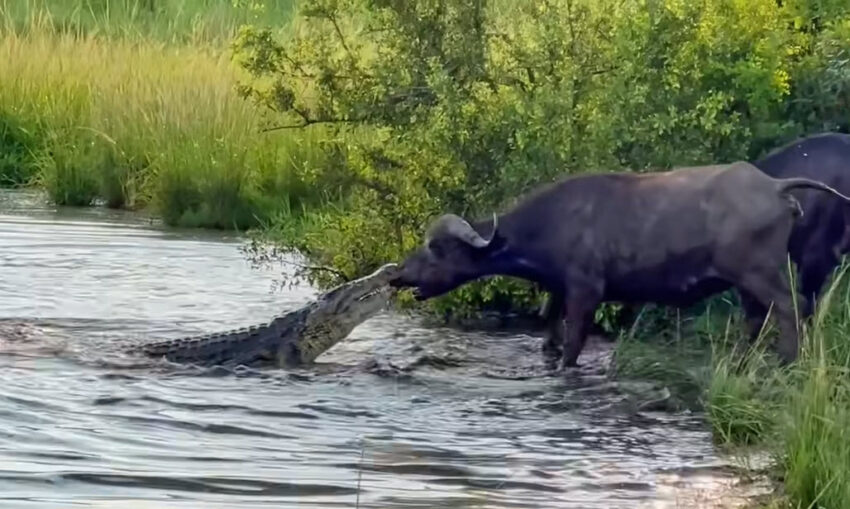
[754,132,850,317]
[389,161,850,369]
[544,132,850,349]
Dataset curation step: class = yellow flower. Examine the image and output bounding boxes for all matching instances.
[772,69,791,97]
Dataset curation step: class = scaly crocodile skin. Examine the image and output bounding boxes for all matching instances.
[134,264,398,368]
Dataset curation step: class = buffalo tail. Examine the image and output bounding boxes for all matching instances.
[776,177,850,204]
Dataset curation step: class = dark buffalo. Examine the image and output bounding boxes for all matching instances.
[548,132,850,346]
[389,162,850,369]
[754,132,850,317]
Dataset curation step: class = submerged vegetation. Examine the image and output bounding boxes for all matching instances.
[3,1,850,506]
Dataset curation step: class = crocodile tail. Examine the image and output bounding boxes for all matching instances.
[138,324,275,367]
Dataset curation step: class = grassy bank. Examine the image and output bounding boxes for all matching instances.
[611,269,850,508]
[709,286,850,508]
[0,0,344,229]
[1,0,297,45]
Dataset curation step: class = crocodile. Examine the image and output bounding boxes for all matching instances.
[128,263,400,369]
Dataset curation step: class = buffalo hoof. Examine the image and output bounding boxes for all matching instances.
[542,348,561,369]
[543,359,564,375]
[542,341,562,355]
[542,349,561,360]
[557,358,581,371]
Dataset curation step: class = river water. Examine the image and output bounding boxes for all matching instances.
[0,190,764,508]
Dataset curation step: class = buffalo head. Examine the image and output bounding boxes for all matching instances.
[389,213,504,300]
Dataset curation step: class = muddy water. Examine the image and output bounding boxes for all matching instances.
[0,190,763,508]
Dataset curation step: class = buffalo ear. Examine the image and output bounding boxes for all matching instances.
[480,229,507,255]
[485,228,507,253]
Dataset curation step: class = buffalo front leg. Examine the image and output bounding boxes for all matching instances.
[558,287,601,370]
[541,291,565,364]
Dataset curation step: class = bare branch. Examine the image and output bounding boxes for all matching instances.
[324,10,361,74]
[349,174,397,198]
[282,50,312,77]
[260,104,369,132]
[280,259,350,282]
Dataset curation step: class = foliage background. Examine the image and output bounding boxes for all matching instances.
[236,0,850,319]
[2,0,849,318]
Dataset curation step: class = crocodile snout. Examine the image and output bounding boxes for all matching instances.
[370,262,401,285]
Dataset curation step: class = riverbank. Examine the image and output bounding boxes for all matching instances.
[611,270,850,508]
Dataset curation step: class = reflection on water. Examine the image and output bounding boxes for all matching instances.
[0,190,764,508]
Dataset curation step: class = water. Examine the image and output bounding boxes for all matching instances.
[0,190,764,508]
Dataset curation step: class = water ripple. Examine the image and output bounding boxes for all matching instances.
[0,190,766,508]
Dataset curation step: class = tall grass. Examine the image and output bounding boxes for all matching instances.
[1,0,298,45]
[702,268,850,508]
[778,270,850,508]
[0,6,336,228]
[611,265,850,507]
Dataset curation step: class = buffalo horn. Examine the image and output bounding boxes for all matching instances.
[432,213,498,249]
